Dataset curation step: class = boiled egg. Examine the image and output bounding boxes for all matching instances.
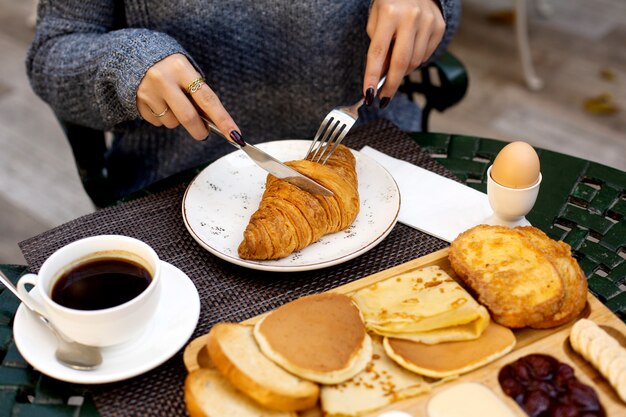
[491,141,540,188]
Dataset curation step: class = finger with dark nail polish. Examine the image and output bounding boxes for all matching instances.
[364,87,375,106]
[380,97,390,109]
[230,130,245,146]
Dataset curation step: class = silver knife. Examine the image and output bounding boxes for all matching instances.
[198,116,334,197]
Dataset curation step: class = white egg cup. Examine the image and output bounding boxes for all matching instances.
[484,165,542,227]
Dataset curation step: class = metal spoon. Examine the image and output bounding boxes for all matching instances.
[0,271,102,370]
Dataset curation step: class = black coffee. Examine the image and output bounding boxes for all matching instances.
[51,258,152,310]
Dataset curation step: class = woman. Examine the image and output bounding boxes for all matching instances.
[27,0,460,201]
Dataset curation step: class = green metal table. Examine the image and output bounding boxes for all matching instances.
[1,133,624,416]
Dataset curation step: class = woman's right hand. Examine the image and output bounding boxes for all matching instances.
[136,53,240,142]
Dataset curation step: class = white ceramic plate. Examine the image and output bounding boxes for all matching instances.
[182,140,400,272]
[13,261,200,384]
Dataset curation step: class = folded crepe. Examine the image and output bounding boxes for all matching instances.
[351,266,490,344]
[321,336,433,417]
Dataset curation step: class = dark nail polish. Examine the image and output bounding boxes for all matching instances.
[364,87,375,106]
[230,130,245,147]
[380,97,390,109]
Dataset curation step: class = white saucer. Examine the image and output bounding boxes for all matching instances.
[13,261,200,384]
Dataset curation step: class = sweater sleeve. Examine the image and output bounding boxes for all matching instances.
[26,0,192,130]
[428,0,461,62]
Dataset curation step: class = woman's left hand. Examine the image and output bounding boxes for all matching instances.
[364,0,445,107]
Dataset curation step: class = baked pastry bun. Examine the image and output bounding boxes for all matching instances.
[238,144,359,260]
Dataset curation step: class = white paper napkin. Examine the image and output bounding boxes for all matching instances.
[360,146,492,242]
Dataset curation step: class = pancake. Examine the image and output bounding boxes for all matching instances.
[351,265,490,344]
[384,321,516,378]
[254,293,371,384]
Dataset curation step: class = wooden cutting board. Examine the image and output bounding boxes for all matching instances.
[183,248,626,416]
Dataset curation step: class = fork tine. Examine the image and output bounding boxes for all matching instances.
[314,121,344,164]
[307,117,335,161]
[314,119,341,162]
[308,118,332,160]
[310,118,340,163]
[307,76,383,163]
[305,114,333,159]
[320,124,349,165]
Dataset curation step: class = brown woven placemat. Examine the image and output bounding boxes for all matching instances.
[19,120,458,417]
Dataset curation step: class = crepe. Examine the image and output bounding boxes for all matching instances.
[320,336,434,417]
[351,266,490,344]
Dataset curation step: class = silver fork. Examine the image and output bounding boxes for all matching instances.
[305,76,386,164]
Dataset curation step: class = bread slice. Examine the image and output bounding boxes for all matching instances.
[184,369,296,417]
[449,225,564,328]
[184,334,214,372]
[253,293,371,384]
[516,226,588,328]
[207,323,319,411]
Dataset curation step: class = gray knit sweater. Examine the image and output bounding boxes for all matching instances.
[27,0,460,199]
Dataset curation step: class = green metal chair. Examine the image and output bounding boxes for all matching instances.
[400,52,468,132]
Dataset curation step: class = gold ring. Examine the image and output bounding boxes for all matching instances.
[150,105,170,118]
[186,77,205,94]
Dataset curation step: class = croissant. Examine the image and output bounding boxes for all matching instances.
[238,144,360,260]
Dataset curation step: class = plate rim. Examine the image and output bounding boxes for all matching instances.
[181,140,401,272]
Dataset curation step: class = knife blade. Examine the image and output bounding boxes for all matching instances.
[198,116,334,197]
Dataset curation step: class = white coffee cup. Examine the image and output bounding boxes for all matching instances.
[17,235,162,347]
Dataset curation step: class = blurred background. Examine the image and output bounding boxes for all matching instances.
[1,0,624,264]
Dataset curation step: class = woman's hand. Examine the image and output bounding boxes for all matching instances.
[364,0,445,107]
[136,53,240,142]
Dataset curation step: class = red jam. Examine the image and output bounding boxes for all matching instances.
[498,354,605,417]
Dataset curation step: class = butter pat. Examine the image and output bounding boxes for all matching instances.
[427,382,518,417]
